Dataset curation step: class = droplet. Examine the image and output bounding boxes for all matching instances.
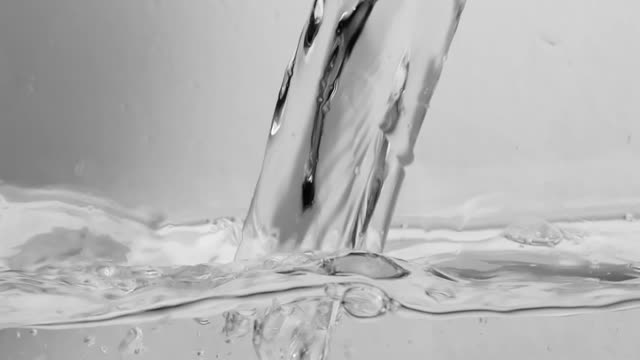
[502,217,564,247]
[29,328,38,336]
[100,345,108,354]
[84,335,96,347]
[625,213,636,222]
[16,330,21,339]
[196,349,205,357]
[342,285,389,318]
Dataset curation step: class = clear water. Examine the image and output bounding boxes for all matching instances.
[2,0,638,359]
[3,184,640,358]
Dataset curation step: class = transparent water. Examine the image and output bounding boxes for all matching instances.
[3,185,640,358]
[2,0,639,359]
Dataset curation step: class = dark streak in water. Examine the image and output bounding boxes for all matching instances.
[303,0,324,52]
[302,0,377,211]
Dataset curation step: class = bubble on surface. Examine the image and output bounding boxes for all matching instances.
[502,217,565,247]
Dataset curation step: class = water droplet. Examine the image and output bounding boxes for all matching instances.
[83,335,96,347]
[196,349,205,357]
[353,166,360,175]
[16,330,21,339]
[502,217,564,247]
[194,318,211,326]
[30,328,38,336]
[625,213,636,222]
[100,345,108,354]
[118,327,145,356]
[342,285,389,318]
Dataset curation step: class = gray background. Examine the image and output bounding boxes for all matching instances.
[1,0,640,359]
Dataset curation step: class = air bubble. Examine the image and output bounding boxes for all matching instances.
[503,217,565,247]
[342,285,389,318]
[222,310,252,340]
[194,318,211,326]
[118,327,145,356]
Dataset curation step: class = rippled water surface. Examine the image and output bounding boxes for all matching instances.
[3,185,640,334]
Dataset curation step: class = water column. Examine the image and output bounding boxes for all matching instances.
[236,0,466,260]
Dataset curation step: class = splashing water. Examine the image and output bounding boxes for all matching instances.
[2,0,640,360]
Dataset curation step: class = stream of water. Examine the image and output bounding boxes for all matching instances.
[2,1,640,359]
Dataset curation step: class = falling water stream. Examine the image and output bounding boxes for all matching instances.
[2,1,640,359]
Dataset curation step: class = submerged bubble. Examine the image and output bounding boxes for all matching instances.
[625,213,636,222]
[96,264,117,278]
[194,318,211,326]
[222,310,252,340]
[196,349,205,357]
[253,298,336,360]
[118,327,145,356]
[100,345,108,354]
[342,284,390,318]
[425,289,455,302]
[29,328,38,336]
[502,217,565,247]
[322,252,409,279]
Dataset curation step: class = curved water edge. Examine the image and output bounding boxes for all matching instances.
[3,185,640,331]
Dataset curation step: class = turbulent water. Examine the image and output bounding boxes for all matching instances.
[237,0,464,259]
[4,185,640,332]
[3,0,640,359]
